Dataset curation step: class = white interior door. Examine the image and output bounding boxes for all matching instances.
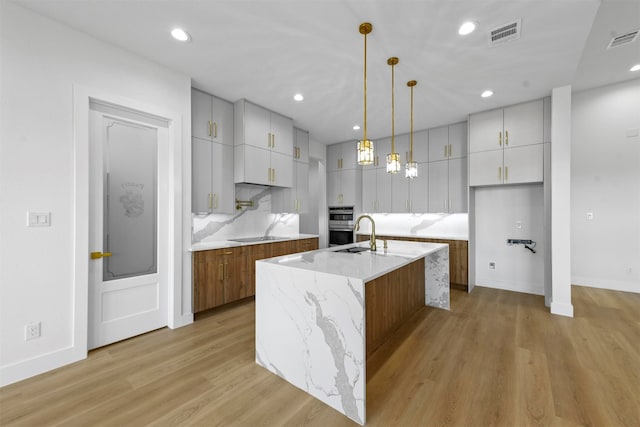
[88,104,168,350]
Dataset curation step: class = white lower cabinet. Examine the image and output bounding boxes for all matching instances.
[192,138,234,214]
[469,144,542,186]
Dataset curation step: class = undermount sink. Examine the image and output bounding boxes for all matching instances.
[334,247,370,254]
[228,236,287,243]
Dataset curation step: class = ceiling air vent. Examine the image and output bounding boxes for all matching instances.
[607,30,638,49]
[489,19,521,47]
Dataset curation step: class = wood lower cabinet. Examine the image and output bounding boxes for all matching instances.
[357,234,468,289]
[194,238,319,313]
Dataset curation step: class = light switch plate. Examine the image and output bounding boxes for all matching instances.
[27,212,51,227]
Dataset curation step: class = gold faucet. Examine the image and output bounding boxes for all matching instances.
[353,215,376,251]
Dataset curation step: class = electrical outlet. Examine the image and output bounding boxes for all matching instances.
[515,221,522,229]
[25,322,41,340]
[489,262,496,270]
[586,212,594,220]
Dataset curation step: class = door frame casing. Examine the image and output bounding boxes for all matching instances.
[72,84,191,361]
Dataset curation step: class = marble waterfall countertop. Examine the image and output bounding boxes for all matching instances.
[189,234,318,251]
[255,240,450,425]
[263,240,449,282]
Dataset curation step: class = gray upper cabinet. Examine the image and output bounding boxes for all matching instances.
[234,99,294,187]
[192,88,233,145]
[469,99,544,186]
[191,88,235,213]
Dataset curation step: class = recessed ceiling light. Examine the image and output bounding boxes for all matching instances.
[353,125,361,130]
[630,64,640,72]
[458,21,476,36]
[171,28,191,42]
[293,93,304,101]
[481,90,493,98]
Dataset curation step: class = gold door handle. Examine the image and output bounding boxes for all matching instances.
[218,263,224,281]
[505,166,509,181]
[272,133,275,148]
[268,168,271,182]
[213,193,218,209]
[499,131,502,146]
[272,168,276,182]
[449,144,452,157]
[499,167,502,181]
[91,251,112,259]
[208,193,213,209]
[213,122,218,139]
[224,262,229,279]
[505,130,509,146]
[208,120,213,137]
[222,251,233,255]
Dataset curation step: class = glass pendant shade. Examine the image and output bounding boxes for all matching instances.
[406,79,418,179]
[405,161,418,178]
[357,139,375,165]
[386,152,401,173]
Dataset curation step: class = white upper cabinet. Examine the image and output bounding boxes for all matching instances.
[428,126,449,162]
[192,89,233,145]
[448,122,467,159]
[234,99,294,187]
[272,160,309,213]
[294,128,309,163]
[327,141,357,171]
[469,99,544,186]
[191,89,234,214]
[469,99,543,153]
[503,100,544,148]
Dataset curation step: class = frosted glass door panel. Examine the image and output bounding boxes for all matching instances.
[104,119,157,281]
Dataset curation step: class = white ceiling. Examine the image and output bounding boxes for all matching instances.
[13,0,640,144]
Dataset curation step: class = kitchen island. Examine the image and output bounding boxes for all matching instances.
[255,240,449,425]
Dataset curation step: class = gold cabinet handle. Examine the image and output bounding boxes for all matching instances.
[213,193,218,209]
[208,120,213,137]
[499,131,502,146]
[499,167,502,181]
[449,144,452,157]
[90,251,112,259]
[222,251,233,255]
[224,262,229,279]
[272,133,275,148]
[218,263,224,281]
[505,166,509,181]
[213,122,218,139]
[208,193,213,209]
[505,130,509,146]
[268,167,271,182]
[272,168,276,182]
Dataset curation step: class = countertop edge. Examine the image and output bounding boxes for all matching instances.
[356,232,468,241]
[190,234,319,252]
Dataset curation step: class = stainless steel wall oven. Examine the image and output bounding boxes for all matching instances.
[328,206,355,246]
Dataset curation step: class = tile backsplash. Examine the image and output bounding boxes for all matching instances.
[192,184,299,244]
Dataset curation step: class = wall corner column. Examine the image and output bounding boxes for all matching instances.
[550,85,574,317]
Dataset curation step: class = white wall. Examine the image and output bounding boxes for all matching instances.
[475,184,546,295]
[571,78,640,293]
[0,2,191,385]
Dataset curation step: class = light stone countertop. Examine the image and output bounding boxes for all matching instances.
[190,233,319,252]
[259,239,448,283]
[355,231,468,241]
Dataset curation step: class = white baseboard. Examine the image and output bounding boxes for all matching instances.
[0,345,86,387]
[169,313,193,329]
[572,276,640,294]
[474,280,544,296]
[550,300,574,317]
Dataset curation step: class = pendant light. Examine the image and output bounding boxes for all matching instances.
[405,80,418,179]
[356,23,375,166]
[386,57,401,173]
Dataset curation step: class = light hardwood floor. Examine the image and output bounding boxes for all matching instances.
[1,285,639,426]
